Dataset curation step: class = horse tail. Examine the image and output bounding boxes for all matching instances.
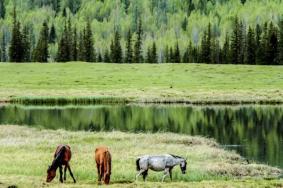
[105,150,112,175]
[136,158,141,171]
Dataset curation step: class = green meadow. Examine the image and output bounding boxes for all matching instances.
[0,125,282,188]
[0,63,282,104]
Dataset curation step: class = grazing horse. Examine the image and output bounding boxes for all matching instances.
[136,154,187,182]
[46,145,76,183]
[95,146,112,185]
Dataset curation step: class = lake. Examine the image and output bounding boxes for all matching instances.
[0,104,282,168]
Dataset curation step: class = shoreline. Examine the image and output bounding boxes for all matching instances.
[3,96,283,105]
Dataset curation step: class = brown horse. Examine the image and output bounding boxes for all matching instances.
[46,145,76,183]
[95,146,112,184]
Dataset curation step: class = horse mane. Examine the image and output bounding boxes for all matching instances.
[170,154,183,159]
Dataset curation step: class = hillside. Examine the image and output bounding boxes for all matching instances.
[1,0,283,63]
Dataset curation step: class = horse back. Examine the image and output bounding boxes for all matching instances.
[95,147,111,168]
[54,145,72,164]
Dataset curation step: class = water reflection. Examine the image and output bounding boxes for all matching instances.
[0,104,282,168]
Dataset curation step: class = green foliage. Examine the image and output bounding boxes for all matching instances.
[2,0,283,64]
[32,21,49,62]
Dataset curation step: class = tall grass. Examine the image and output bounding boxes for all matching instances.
[0,125,281,188]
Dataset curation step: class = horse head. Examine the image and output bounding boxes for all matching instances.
[180,159,187,174]
[46,165,56,182]
[104,173,111,184]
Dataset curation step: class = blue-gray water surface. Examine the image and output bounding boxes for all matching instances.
[0,104,282,168]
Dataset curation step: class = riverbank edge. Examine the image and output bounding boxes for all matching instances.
[4,96,283,105]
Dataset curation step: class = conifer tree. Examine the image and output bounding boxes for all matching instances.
[49,23,57,44]
[103,48,110,63]
[279,20,283,65]
[133,17,143,63]
[151,41,157,63]
[78,30,85,61]
[182,48,188,63]
[255,24,264,64]
[33,21,49,62]
[169,47,174,63]
[146,46,151,63]
[0,33,6,62]
[246,26,256,64]
[56,23,70,62]
[191,45,198,63]
[174,42,181,63]
[97,52,102,62]
[260,22,269,64]
[125,29,133,63]
[66,17,74,60]
[72,27,78,61]
[222,33,230,64]
[266,22,278,65]
[22,26,31,62]
[211,38,220,64]
[231,17,244,64]
[207,22,212,63]
[84,20,95,62]
[110,30,122,63]
[0,0,5,19]
[9,7,24,62]
[164,45,169,63]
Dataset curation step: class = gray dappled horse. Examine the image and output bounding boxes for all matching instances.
[136,154,187,182]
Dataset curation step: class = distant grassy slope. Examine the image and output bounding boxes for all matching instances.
[0,63,282,104]
[0,125,281,188]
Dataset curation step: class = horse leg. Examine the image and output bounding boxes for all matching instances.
[162,168,170,182]
[169,168,173,181]
[135,169,146,180]
[100,164,104,181]
[142,170,148,181]
[67,165,76,183]
[96,163,101,182]
[59,165,63,183]
[64,165,67,181]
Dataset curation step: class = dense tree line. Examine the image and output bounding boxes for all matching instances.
[1,0,283,64]
[6,11,283,65]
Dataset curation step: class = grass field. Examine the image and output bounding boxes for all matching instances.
[0,63,282,104]
[0,125,282,188]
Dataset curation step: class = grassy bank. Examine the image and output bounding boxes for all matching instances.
[0,63,282,104]
[0,125,282,188]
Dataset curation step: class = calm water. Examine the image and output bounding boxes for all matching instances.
[0,104,283,168]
